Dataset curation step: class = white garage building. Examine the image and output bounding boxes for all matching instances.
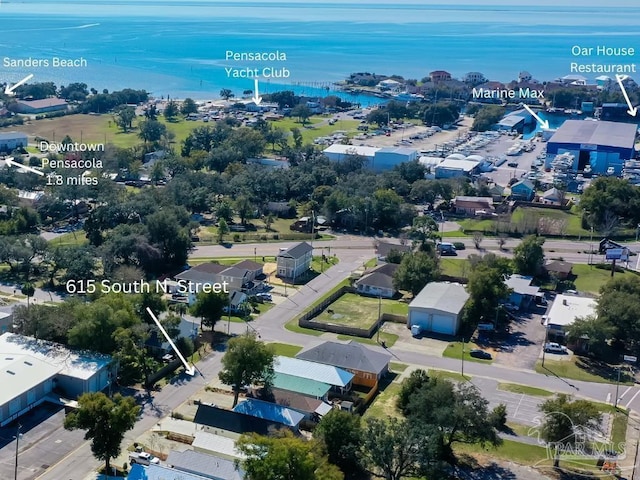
[407,282,469,336]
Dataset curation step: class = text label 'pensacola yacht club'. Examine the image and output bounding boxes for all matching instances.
[224,50,290,79]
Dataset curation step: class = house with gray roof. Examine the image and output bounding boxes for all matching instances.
[296,340,391,387]
[166,450,245,480]
[276,242,313,280]
[355,263,399,298]
[407,282,469,336]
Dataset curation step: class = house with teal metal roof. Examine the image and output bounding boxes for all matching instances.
[273,355,354,393]
[272,372,330,400]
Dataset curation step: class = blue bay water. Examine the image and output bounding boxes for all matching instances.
[2,1,640,100]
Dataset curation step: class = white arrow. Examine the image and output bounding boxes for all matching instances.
[146,307,196,376]
[5,157,44,176]
[521,104,549,129]
[4,74,34,95]
[252,78,262,105]
[616,74,637,117]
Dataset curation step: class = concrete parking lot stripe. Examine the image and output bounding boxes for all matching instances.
[620,386,632,399]
[625,388,640,409]
[513,394,525,419]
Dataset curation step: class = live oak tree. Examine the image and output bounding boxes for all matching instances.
[218,333,275,407]
[512,235,545,276]
[314,409,363,478]
[190,291,226,330]
[538,394,602,445]
[361,417,423,480]
[464,263,510,325]
[393,251,439,297]
[237,431,343,480]
[64,392,140,473]
[404,377,501,463]
[180,97,198,116]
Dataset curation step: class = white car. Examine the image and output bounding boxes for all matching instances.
[129,451,160,466]
[544,342,568,354]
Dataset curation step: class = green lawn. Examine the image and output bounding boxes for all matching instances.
[314,293,407,329]
[389,362,409,372]
[535,357,634,385]
[573,263,640,294]
[498,383,554,397]
[364,382,402,419]
[311,255,339,273]
[268,342,303,357]
[269,116,361,144]
[443,341,493,364]
[455,438,549,465]
[440,258,470,278]
[427,369,470,382]
[48,231,88,246]
[364,258,377,269]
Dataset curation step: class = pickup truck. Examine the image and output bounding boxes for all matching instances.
[129,451,160,466]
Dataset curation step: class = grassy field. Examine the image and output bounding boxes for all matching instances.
[428,369,470,382]
[443,341,493,364]
[311,255,339,273]
[460,205,635,239]
[390,362,409,372]
[440,258,471,278]
[535,357,634,385]
[498,383,554,397]
[455,438,549,465]
[364,382,402,419]
[268,342,303,357]
[314,293,408,330]
[3,114,211,149]
[573,263,640,294]
[269,116,361,144]
[363,258,377,269]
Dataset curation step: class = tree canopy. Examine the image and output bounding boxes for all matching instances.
[219,333,275,407]
[512,235,545,276]
[64,392,139,472]
[237,431,343,480]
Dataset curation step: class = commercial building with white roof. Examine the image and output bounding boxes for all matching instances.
[0,332,114,426]
[323,144,380,164]
[545,294,597,336]
[408,282,470,336]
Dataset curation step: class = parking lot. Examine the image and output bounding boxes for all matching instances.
[490,306,548,370]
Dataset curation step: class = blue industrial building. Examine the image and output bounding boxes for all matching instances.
[545,120,637,176]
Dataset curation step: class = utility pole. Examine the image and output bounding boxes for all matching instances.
[461,337,465,377]
[14,424,21,480]
[227,293,231,335]
[615,366,621,408]
[376,294,382,344]
[541,325,549,367]
[589,226,594,267]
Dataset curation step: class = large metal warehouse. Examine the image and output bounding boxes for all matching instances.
[545,120,637,175]
[407,282,470,336]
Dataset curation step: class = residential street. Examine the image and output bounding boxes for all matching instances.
[27,234,640,479]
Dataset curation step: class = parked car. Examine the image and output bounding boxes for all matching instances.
[503,303,520,312]
[544,342,568,354]
[256,293,272,302]
[469,349,493,360]
[129,452,160,466]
